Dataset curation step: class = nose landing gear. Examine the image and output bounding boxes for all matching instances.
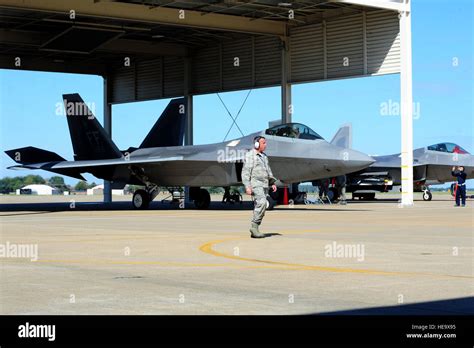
[132,189,150,209]
[132,184,159,209]
[421,186,432,201]
[129,166,159,209]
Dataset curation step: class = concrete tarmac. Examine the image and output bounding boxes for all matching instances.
[0,193,472,314]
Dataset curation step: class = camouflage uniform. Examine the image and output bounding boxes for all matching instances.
[241,149,276,228]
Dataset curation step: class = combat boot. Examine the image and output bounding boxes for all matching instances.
[249,222,264,238]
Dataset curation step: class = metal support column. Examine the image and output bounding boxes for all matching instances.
[184,56,193,145]
[103,76,112,204]
[185,96,193,145]
[184,56,193,205]
[281,37,292,124]
[399,1,414,206]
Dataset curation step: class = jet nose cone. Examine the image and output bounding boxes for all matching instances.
[342,149,375,171]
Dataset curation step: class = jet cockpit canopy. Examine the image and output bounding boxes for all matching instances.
[427,142,469,154]
[265,123,324,140]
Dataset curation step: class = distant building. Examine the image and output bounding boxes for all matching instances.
[87,184,125,196]
[18,184,60,195]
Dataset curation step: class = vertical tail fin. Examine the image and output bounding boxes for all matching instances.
[63,94,122,161]
[139,98,186,149]
[330,123,352,149]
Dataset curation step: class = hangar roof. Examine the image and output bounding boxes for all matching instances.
[0,0,402,102]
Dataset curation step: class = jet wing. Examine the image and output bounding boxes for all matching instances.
[370,154,426,168]
[7,164,87,180]
[11,156,185,171]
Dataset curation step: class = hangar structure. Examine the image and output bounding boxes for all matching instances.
[0,0,415,205]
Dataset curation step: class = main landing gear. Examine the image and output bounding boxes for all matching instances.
[189,187,211,209]
[132,183,212,210]
[222,187,243,205]
[266,194,276,210]
[131,181,276,210]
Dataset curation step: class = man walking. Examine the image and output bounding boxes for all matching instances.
[242,136,277,238]
[452,166,467,207]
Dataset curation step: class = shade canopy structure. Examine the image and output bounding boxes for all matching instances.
[0,0,413,205]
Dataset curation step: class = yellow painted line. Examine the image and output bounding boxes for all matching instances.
[198,234,473,279]
[199,238,398,276]
[3,228,471,279]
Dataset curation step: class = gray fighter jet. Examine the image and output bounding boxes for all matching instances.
[345,143,474,201]
[316,123,473,201]
[6,94,374,209]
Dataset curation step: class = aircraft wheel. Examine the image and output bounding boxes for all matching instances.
[422,191,432,201]
[194,188,210,209]
[132,189,150,209]
[266,195,275,210]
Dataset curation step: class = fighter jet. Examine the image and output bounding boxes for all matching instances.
[345,143,474,201]
[312,124,474,201]
[5,94,374,209]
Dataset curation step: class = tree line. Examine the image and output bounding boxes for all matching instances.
[0,175,250,195]
[0,175,96,194]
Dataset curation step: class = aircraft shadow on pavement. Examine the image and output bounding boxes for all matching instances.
[0,201,253,212]
[318,296,474,315]
[272,207,370,212]
[0,210,58,217]
[0,201,371,212]
[347,198,402,204]
[347,198,461,203]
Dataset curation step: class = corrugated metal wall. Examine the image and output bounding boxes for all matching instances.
[290,10,399,83]
[111,65,135,103]
[254,36,281,87]
[192,45,220,94]
[191,36,282,93]
[163,56,184,98]
[109,10,399,104]
[290,23,324,82]
[366,11,400,75]
[222,38,253,90]
[136,58,162,100]
[110,56,184,103]
[326,13,364,78]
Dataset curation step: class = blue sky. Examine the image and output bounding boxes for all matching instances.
[0,0,472,187]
